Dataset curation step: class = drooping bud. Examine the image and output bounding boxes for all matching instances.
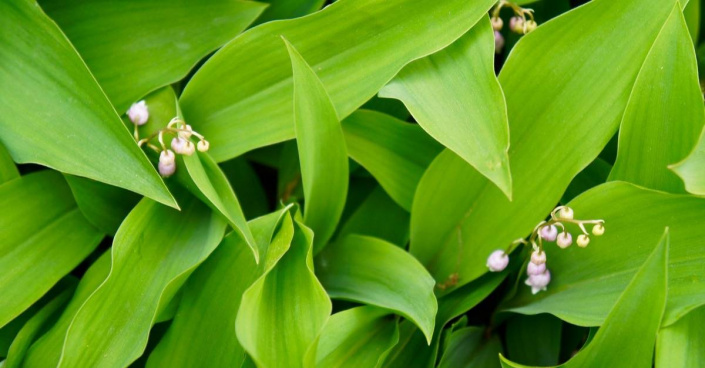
[592,223,605,236]
[486,250,509,272]
[197,139,210,152]
[525,20,537,33]
[540,225,558,242]
[509,16,525,33]
[171,137,188,154]
[558,207,574,220]
[556,232,572,249]
[127,100,149,126]
[527,261,546,276]
[530,250,546,265]
[525,269,551,294]
[577,234,590,248]
[179,124,193,139]
[183,140,196,156]
[491,17,504,31]
[158,149,176,177]
[494,31,505,54]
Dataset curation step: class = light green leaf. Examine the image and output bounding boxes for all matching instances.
[147,209,292,368]
[285,38,348,252]
[380,16,511,198]
[383,272,506,368]
[254,0,324,25]
[64,175,140,236]
[610,6,704,193]
[316,234,437,343]
[337,186,410,247]
[236,217,331,368]
[410,0,679,288]
[503,182,703,327]
[0,171,102,329]
[40,0,266,113]
[439,327,503,368]
[343,110,442,211]
[0,0,175,207]
[3,279,76,368]
[0,143,18,185]
[501,228,669,368]
[180,0,496,161]
[23,252,111,368]
[58,195,227,368]
[312,306,399,368]
[656,305,705,368]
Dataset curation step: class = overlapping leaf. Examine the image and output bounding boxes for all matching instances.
[439,327,503,368]
[0,0,175,207]
[0,143,18,184]
[656,306,705,367]
[179,0,496,161]
[337,186,410,247]
[380,16,511,198]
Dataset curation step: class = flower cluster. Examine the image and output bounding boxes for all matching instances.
[490,0,538,54]
[127,100,210,177]
[486,205,605,295]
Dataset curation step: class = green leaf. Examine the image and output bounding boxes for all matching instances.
[409,0,679,288]
[40,0,266,113]
[561,158,611,203]
[0,142,18,185]
[285,38,348,252]
[58,195,227,368]
[503,182,703,327]
[180,0,496,161]
[380,16,511,198]
[337,186,410,247]
[343,110,442,211]
[684,0,700,42]
[221,158,270,219]
[147,209,292,368]
[311,306,399,368]
[0,171,102,329]
[23,251,111,368]
[3,279,76,368]
[0,0,175,207]
[505,315,562,366]
[64,175,141,236]
[439,327,503,368]
[656,306,705,367]
[236,216,331,368]
[501,228,669,368]
[254,0,324,25]
[316,235,437,343]
[609,6,704,193]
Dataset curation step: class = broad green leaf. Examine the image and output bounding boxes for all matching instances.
[3,279,76,368]
[337,186,410,247]
[236,217,331,368]
[0,171,102,329]
[254,0,324,25]
[505,315,562,366]
[501,228,669,368]
[656,306,705,367]
[609,6,704,193]
[147,209,293,368]
[380,16,511,198]
[221,158,270,219]
[64,175,140,236]
[383,272,506,368]
[0,143,18,185]
[409,0,679,288]
[361,96,411,121]
[58,196,227,368]
[285,39,348,252]
[684,0,700,42]
[23,252,111,368]
[316,235,437,343]
[561,158,611,203]
[312,306,399,368]
[438,327,503,368]
[0,0,175,207]
[503,182,703,327]
[343,110,442,211]
[40,0,266,113]
[180,0,496,161]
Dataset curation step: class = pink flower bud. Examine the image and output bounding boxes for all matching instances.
[158,150,176,177]
[540,225,558,242]
[127,100,149,126]
[556,232,572,248]
[527,261,546,276]
[171,137,187,154]
[530,250,546,265]
[486,250,509,272]
[494,31,505,54]
[179,124,193,139]
[525,269,551,294]
[509,16,525,33]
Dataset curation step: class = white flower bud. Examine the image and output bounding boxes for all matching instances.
[491,17,504,31]
[127,100,149,126]
[530,250,546,265]
[179,124,193,139]
[158,150,176,177]
[527,261,546,276]
[592,224,605,236]
[577,234,590,248]
[540,225,558,242]
[197,139,209,152]
[486,250,509,272]
[558,207,574,220]
[183,140,196,156]
[171,137,187,154]
[525,269,551,294]
[557,232,572,248]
